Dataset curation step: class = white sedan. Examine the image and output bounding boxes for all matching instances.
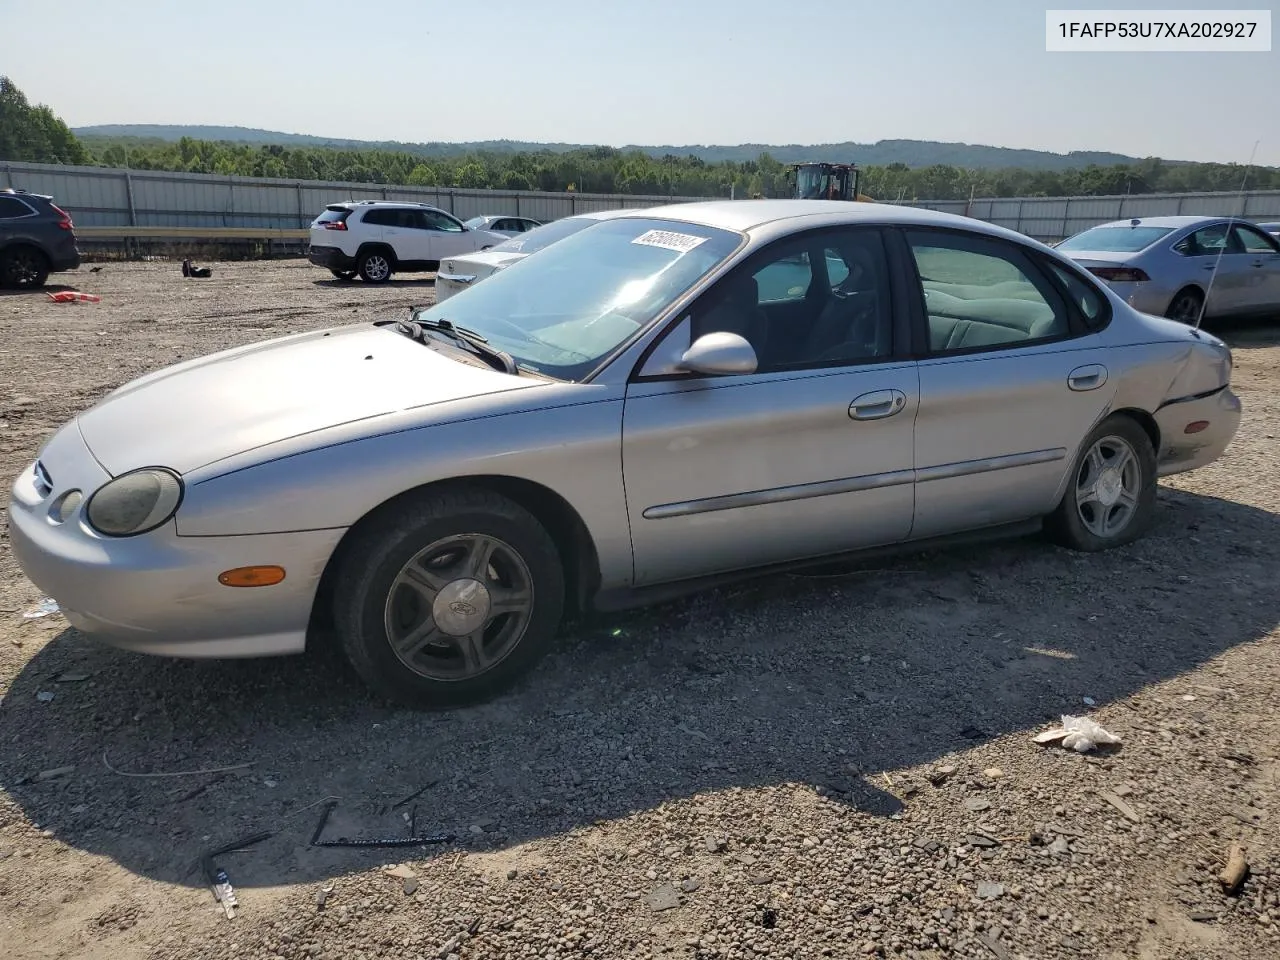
[436,209,638,303]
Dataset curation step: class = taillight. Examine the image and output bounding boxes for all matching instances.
[1088,266,1148,282]
[321,221,347,231]
[50,203,74,230]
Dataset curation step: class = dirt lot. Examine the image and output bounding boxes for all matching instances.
[1,259,1278,960]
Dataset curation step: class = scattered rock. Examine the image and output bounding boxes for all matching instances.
[679,878,701,893]
[983,767,1003,779]
[967,834,1000,849]
[385,865,416,880]
[704,836,727,853]
[964,797,992,813]
[928,765,958,785]
[402,877,419,896]
[1049,836,1071,856]
[1100,790,1141,823]
[645,884,681,912]
[976,881,1005,900]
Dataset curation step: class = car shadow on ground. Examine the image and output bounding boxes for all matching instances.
[0,284,80,298]
[1207,315,1280,350]
[310,276,436,289]
[1,487,1277,891]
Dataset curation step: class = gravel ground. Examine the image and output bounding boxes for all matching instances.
[0,259,1278,960]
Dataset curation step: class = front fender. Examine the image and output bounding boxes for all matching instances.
[173,394,634,589]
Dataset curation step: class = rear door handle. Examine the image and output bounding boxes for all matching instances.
[849,389,907,421]
[1067,364,1108,391]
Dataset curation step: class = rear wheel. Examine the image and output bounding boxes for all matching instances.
[1046,415,1156,552]
[0,246,50,289]
[329,269,357,281]
[332,488,565,709]
[1165,287,1204,325]
[357,250,392,283]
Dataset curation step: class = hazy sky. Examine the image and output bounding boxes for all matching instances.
[4,0,1277,164]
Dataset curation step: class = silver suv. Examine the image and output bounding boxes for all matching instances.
[307,201,508,283]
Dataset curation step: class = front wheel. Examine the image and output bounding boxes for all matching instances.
[332,488,565,708]
[1045,415,1156,552]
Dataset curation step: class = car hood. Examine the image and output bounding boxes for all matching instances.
[77,324,540,475]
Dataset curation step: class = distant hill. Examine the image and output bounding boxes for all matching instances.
[71,124,1178,171]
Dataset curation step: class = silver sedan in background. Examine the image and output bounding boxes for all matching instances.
[462,215,543,236]
[8,201,1242,709]
[436,209,639,303]
[1056,216,1280,324]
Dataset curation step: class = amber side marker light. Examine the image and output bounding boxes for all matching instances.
[1184,421,1210,435]
[218,566,286,587]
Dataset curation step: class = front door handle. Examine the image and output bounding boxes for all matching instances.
[849,389,907,421]
[1067,364,1108,391]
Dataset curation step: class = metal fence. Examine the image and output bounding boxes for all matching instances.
[911,191,1280,242]
[4,160,1280,243]
[0,161,708,231]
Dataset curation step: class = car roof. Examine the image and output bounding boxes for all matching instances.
[339,200,445,211]
[1082,215,1233,230]
[609,198,1038,244]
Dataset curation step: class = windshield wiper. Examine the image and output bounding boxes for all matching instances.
[396,313,517,376]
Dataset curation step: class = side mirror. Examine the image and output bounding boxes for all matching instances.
[677,332,757,376]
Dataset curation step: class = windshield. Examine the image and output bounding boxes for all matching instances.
[490,215,605,255]
[1057,225,1175,252]
[412,216,744,381]
[463,216,486,229]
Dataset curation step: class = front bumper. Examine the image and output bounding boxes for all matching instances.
[7,422,345,658]
[308,245,357,271]
[1153,385,1242,477]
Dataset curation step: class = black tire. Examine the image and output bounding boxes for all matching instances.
[329,269,357,281]
[1165,287,1204,325]
[357,249,393,283]
[0,246,50,289]
[332,487,565,709]
[1045,414,1157,552]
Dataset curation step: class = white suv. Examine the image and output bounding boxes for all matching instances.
[307,201,509,283]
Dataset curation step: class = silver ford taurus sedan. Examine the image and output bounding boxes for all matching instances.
[8,200,1242,708]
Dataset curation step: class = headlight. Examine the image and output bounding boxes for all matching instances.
[85,467,184,537]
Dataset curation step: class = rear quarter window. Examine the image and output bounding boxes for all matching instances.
[1044,259,1110,331]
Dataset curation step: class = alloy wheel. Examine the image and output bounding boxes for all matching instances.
[382,533,535,681]
[1075,435,1142,539]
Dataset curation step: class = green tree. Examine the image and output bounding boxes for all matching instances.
[0,76,89,164]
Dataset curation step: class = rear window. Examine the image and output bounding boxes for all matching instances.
[315,208,350,224]
[491,216,607,255]
[1057,225,1174,253]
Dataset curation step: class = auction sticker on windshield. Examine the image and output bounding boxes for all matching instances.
[631,229,709,253]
